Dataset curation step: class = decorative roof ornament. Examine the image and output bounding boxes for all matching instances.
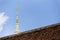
[15,1,20,34]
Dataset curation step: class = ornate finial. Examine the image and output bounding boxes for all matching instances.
[15,1,20,34]
[16,4,18,11]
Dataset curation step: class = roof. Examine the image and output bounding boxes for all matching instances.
[0,23,60,39]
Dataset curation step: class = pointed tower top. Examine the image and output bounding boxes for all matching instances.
[15,1,20,34]
[16,4,18,11]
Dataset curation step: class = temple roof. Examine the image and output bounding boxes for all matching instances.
[0,23,60,39]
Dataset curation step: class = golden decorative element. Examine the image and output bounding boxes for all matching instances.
[15,1,20,34]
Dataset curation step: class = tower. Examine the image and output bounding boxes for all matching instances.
[15,3,20,34]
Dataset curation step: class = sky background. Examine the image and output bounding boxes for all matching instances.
[0,0,60,37]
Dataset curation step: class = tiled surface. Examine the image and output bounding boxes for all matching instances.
[0,23,60,40]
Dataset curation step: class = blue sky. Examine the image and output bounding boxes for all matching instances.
[0,0,60,37]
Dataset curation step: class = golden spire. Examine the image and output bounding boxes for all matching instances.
[15,2,20,34]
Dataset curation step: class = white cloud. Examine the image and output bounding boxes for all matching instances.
[0,12,8,33]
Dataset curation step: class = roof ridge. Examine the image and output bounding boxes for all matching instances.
[0,23,60,39]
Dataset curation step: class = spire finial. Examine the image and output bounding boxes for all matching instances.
[15,1,20,34]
